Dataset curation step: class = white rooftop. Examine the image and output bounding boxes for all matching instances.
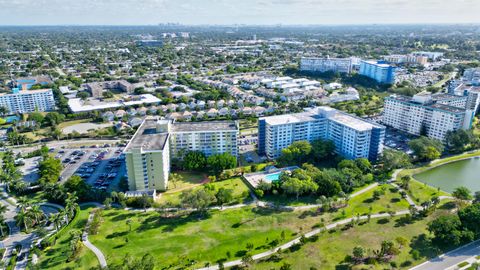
[68,94,161,112]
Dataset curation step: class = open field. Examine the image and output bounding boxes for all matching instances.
[90,184,411,269]
[253,208,452,270]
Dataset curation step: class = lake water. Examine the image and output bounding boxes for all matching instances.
[414,157,480,193]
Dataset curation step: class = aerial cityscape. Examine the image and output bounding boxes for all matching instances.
[1,1,480,270]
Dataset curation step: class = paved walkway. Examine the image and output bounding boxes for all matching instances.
[410,240,480,270]
[82,207,107,268]
[197,210,410,270]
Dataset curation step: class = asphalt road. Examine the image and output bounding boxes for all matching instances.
[410,240,480,270]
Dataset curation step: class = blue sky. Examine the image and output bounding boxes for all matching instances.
[0,0,479,25]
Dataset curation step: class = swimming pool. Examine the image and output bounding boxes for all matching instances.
[264,172,282,182]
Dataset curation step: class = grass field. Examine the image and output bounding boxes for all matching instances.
[36,205,99,270]
[253,209,450,270]
[90,183,413,269]
[158,177,251,207]
[165,171,207,193]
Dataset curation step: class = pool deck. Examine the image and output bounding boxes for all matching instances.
[243,166,299,188]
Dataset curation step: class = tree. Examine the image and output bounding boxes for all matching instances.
[311,139,335,162]
[458,203,480,237]
[49,212,64,232]
[182,151,207,171]
[277,141,312,166]
[0,106,8,116]
[400,175,411,190]
[64,175,91,201]
[452,186,473,201]
[28,112,45,124]
[313,171,342,197]
[38,157,62,184]
[281,177,318,200]
[180,188,216,212]
[352,246,365,263]
[168,173,183,189]
[241,253,253,268]
[215,188,234,208]
[408,137,444,161]
[207,153,236,176]
[43,112,65,127]
[428,215,474,247]
[445,129,478,153]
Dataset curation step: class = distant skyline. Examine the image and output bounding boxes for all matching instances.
[1,0,480,26]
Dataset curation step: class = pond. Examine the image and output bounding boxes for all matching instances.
[414,157,480,193]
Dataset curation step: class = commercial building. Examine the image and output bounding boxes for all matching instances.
[300,57,353,74]
[258,107,385,161]
[359,60,396,84]
[124,118,239,191]
[382,92,473,141]
[0,88,55,114]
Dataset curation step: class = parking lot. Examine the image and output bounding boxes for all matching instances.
[384,128,414,154]
[54,144,126,192]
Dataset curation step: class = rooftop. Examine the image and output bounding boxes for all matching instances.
[262,106,379,131]
[171,121,238,133]
[124,119,169,152]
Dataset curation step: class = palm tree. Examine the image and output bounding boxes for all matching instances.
[29,205,44,226]
[17,196,31,212]
[15,209,32,231]
[49,213,63,232]
[0,215,6,237]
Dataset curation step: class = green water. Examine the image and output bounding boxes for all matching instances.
[415,158,480,193]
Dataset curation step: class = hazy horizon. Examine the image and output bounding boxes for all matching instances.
[0,0,479,26]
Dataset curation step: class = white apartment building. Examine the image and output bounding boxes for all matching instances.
[382,92,472,141]
[169,121,239,159]
[0,88,55,114]
[258,107,385,161]
[300,57,353,74]
[124,118,239,191]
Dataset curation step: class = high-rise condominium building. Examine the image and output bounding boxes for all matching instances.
[359,60,396,84]
[124,118,239,191]
[0,88,55,114]
[258,107,385,161]
[382,92,473,141]
[300,57,353,74]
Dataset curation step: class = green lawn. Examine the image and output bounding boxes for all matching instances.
[90,207,326,269]
[89,183,415,269]
[166,171,207,192]
[339,184,410,219]
[158,177,251,207]
[253,209,450,270]
[406,179,449,204]
[36,205,99,270]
